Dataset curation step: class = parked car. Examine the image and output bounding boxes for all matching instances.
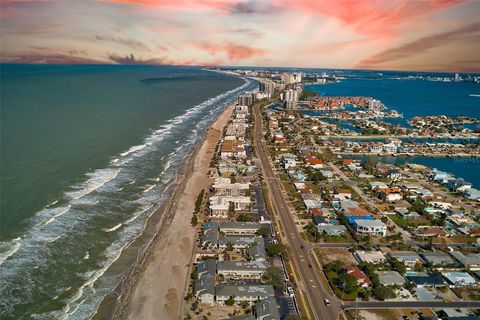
[324,299,330,306]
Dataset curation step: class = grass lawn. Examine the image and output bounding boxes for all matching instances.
[324,234,355,243]
[390,214,431,228]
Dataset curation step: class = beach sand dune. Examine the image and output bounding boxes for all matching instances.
[125,105,234,320]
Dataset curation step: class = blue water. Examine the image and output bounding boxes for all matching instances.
[303,77,480,188]
[305,78,480,127]
[0,64,256,319]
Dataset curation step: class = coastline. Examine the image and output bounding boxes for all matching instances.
[94,102,235,320]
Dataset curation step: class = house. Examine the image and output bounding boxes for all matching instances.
[406,271,445,288]
[342,266,372,288]
[370,181,388,191]
[395,209,421,220]
[209,196,251,218]
[217,260,269,278]
[254,297,280,320]
[415,226,448,238]
[465,188,480,201]
[376,271,406,286]
[353,250,386,264]
[319,169,334,179]
[213,177,250,196]
[345,207,372,223]
[219,222,263,235]
[305,158,323,169]
[280,153,297,169]
[339,200,360,211]
[353,219,387,237]
[388,251,424,268]
[441,272,478,288]
[218,236,260,250]
[194,260,217,304]
[377,188,402,202]
[316,224,347,236]
[335,188,352,200]
[215,284,275,304]
[421,252,459,269]
[450,251,480,270]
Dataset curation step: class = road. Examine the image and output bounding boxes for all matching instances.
[252,103,340,319]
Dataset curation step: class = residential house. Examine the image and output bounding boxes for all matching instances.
[342,266,372,288]
[218,236,260,250]
[421,252,459,269]
[353,250,386,264]
[353,219,387,237]
[376,271,406,286]
[316,224,347,236]
[377,188,402,202]
[450,251,480,270]
[441,272,478,288]
[388,251,424,269]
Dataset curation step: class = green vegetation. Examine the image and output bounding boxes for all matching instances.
[226,296,235,306]
[362,156,378,175]
[266,243,288,258]
[262,267,285,290]
[324,260,359,300]
[256,226,271,237]
[299,90,317,100]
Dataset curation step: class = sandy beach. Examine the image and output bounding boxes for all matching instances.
[119,103,233,320]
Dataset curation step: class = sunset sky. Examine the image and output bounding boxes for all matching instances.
[1,0,479,72]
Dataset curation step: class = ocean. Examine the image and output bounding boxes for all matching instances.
[304,75,480,188]
[0,64,255,319]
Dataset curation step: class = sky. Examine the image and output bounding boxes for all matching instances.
[1,0,479,72]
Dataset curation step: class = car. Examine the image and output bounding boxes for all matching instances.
[402,316,409,320]
[287,286,295,297]
[324,299,330,306]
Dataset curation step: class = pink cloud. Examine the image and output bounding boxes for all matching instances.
[279,0,465,37]
[197,42,267,62]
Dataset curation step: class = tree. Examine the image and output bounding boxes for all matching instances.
[305,222,320,242]
[412,198,426,214]
[325,260,344,273]
[226,296,235,306]
[390,257,407,275]
[336,273,359,294]
[362,157,378,174]
[262,267,285,290]
[266,243,288,258]
[414,262,425,272]
[256,226,271,237]
[228,201,235,218]
[372,286,396,300]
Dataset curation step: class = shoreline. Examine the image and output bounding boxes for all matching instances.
[94,102,235,320]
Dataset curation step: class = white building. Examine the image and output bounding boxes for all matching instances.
[353,219,387,237]
[209,196,251,218]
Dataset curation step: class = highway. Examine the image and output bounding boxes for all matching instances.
[252,103,340,319]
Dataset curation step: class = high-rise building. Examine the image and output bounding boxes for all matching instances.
[237,92,256,106]
[281,89,298,109]
[259,80,275,95]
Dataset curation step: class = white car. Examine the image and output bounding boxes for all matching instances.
[324,299,331,306]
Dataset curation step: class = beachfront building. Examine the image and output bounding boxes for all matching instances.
[353,219,387,237]
[220,140,247,159]
[215,284,275,304]
[209,196,251,218]
[194,260,217,304]
[217,260,269,278]
[213,177,250,196]
[219,222,262,235]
